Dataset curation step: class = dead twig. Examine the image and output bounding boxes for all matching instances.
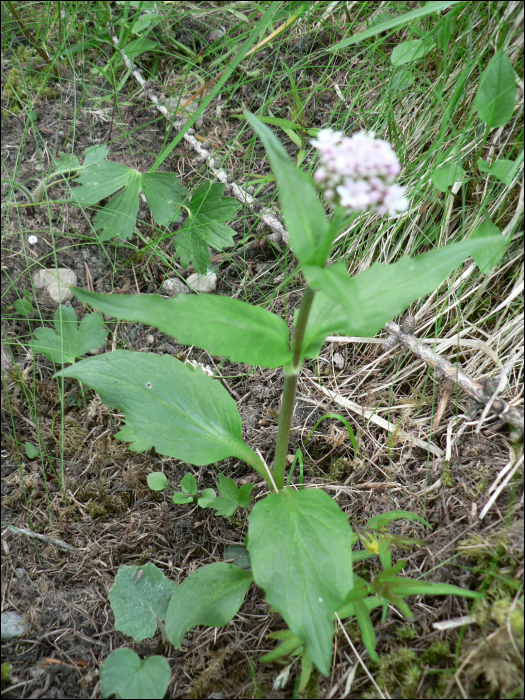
[383,320,524,433]
[4,525,78,552]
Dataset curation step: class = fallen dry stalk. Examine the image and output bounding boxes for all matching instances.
[383,320,524,433]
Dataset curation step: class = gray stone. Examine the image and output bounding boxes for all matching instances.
[1,610,27,640]
[162,278,189,296]
[33,268,77,303]
[186,271,217,294]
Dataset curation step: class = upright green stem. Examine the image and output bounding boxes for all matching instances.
[273,285,316,489]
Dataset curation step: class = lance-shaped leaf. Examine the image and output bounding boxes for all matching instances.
[176,182,241,274]
[303,237,505,338]
[72,161,186,241]
[70,287,292,369]
[245,111,328,265]
[100,649,171,700]
[476,50,516,128]
[166,563,253,647]
[55,350,259,467]
[247,488,354,676]
[30,305,108,365]
[108,564,177,642]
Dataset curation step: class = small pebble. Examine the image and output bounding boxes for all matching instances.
[58,130,65,137]
[186,271,217,294]
[247,185,255,195]
[64,143,73,152]
[28,235,39,245]
[201,140,211,150]
[32,268,77,303]
[1,611,26,640]
[34,164,42,173]
[187,128,195,135]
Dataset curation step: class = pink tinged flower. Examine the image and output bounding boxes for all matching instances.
[311,127,408,216]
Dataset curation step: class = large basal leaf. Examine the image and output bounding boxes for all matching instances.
[303,237,505,338]
[175,182,241,273]
[247,488,354,676]
[476,50,516,128]
[108,564,177,642]
[100,649,171,700]
[245,112,328,265]
[55,350,258,466]
[70,287,292,369]
[30,305,107,365]
[72,161,186,241]
[166,563,253,647]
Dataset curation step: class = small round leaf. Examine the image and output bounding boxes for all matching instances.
[100,648,171,700]
[147,472,168,491]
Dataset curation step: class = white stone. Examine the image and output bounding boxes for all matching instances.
[186,271,217,293]
[33,268,77,303]
[28,235,38,245]
[1,611,26,640]
[161,278,189,296]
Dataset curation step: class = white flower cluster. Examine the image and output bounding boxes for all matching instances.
[311,129,409,215]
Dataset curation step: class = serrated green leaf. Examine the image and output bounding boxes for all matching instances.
[100,649,171,700]
[147,472,168,491]
[30,305,107,365]
[180,473,197,495]
[73,163,186,241]
[83,144,109,169]
[431,162,466,192]
[175,183,240,273]
[391,39,435,66]
[245,112,328,265]
[209,473,252,518]
[108,564,177,642]
[70,288,292,369]
[166,563,253,647]
[53,152,81,175]
[238,482,254,508]
[55,350,258,467]
[303,237,505,338]
[114,423,153,452]
[476,51,516,128]
[470,218,506,274]
[247,488,354,676]
[14,299,33,316]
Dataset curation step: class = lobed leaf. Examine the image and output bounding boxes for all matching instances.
[70,287,292,369]
[166,563,253,647]
[247,488,354,675]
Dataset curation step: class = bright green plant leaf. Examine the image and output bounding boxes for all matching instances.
[198,488,217,508]
[147,472,168,491]
[476,51,516,128]
[303,237,504,338]
[73,162,186,242]
[353,600,378,662]
[166,563,253,647]
[108,564,177,642]
[24,442,39,459]
[431,162,466,192]
[390,39,435,66]
[247,488,354,676]
[245,112,328,265]
[100,649,171,700]
[175,182,240,273]
[330,2,461,51]
[14,299,33,315]
[365,510,432,531]
[477,155,522,186]
[260,630,303,662]
[470,218,506,274]
[172,492,193,504]
[209,473,254,518]
[30,305,107,365]
[55,351,260,467]
[82,144,110,169]
[180,473,197,495]
[70,287,292,369]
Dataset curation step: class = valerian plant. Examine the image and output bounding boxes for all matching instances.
[55,113,504,698]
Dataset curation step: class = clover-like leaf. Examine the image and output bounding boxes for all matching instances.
[100,649,171,700]
[166,563,253,647]
[30,305,107,365]
[175,182,240,273]
[108,563,177,642]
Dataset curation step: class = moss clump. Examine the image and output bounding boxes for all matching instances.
[440,459,454,487]
[328,457,353,481]
[395,624,418,641]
